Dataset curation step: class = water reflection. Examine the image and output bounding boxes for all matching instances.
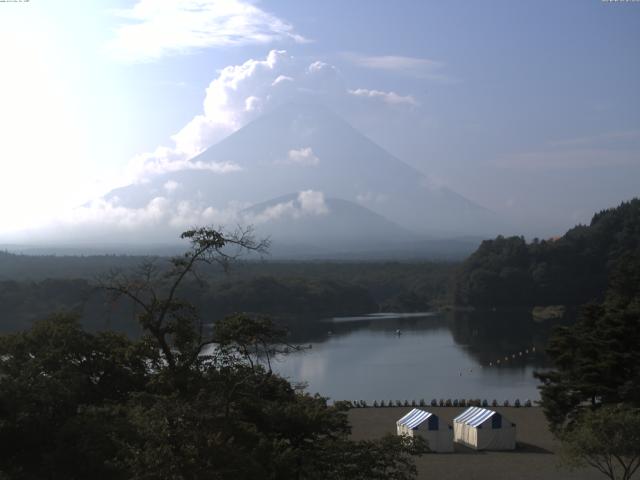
[275,310,562,403]
[447,310,551,369]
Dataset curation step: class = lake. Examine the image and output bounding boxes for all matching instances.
[274,310,556,404]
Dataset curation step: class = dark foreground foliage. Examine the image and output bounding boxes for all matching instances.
[535,236,640,479]
[559,405,640,480]
[0,228,426,480]
[535,251,640,432]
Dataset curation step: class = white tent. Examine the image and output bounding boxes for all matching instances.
[396,408,454,453]
[453,406,516,450]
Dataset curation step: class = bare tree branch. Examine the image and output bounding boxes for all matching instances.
[97,225,270,377]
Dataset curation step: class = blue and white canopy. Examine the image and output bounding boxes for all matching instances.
[397,408,433,429]
[454,407,496,428]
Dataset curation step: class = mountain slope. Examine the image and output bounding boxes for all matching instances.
[241,192,415,251]
[106,102,505,239]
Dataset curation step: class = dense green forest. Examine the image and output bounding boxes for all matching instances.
[0,258,452,333]
[2,198,639,333]
[453,199,640,308]
[536,249,640,430]
[531,226,640,478]
[0,229,426,479]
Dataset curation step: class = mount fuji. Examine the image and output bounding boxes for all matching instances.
[16,102,505,257]
[101,103,503,250]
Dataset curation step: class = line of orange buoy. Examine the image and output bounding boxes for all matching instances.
[486,346,536,368]
[455,346,539,376]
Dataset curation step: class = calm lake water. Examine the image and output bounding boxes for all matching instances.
[274,311,556,403]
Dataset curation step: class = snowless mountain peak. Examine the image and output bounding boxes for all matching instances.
[72,102,507,251]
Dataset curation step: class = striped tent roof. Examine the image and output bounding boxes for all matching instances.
[397,408,433,429]
[453,406,497,428]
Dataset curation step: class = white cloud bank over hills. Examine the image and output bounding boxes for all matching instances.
[247,190,329,224]
[32,190,328,244]
[107,0,308,62]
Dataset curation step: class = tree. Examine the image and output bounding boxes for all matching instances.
[213,313,297,373]
[453,199,640,308]
[314,435,428,480]
[559,406,640,480]
[0,226,426,480]
[535,248,640,479]
[99,226,270,378]
[0,313,148,479]
[535,254,640,432]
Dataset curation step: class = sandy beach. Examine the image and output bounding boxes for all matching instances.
[348,407,603,480]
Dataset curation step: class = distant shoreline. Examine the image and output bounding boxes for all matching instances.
[326,311,436,322]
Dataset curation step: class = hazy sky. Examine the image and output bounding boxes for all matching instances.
[0,0,638,238]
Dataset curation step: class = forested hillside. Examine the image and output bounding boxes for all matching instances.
[453,199,640,308]
[0,260,451,333]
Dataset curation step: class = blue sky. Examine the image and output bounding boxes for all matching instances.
[0,0,638,236]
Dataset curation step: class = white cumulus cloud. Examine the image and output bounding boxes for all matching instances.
[127,146,242,181]
[163,180,180,192]
[59,196,248,236]
[126,50,335,182]
[171,49,293,157]
[272,75,293,86]
[297,190,329,215]
[124,50,420,184]
[67,197,172,230]
[107,0,307,62]
[128,50,295,181]
[249,190,329,224]
[279,147,320,166]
